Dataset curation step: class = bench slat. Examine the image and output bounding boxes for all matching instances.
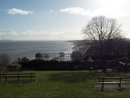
[4,76,35,78]
[2,73,35,75]
[121,81,130,83]
[98,77,120,79]
[97,81,120,83]
[97,81,130,84]
[98,77,130,79]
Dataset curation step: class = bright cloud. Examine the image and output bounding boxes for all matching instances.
[8,8,33,15]
[60,7,130,18]
[61,7,89,15]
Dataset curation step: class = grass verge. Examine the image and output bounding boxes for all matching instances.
[0,71,130,98]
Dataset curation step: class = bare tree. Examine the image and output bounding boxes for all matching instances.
[0,53,10,74]
[83,16,123,70]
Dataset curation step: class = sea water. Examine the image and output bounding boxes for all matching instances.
[0,41,73,62]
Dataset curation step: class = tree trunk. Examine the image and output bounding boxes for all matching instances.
[0,69,1,81]
[102,58,106,72]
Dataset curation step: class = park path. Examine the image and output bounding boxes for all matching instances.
[94,85,130,90]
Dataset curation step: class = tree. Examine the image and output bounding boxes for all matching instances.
[18,57,30,62]
[83,16,123,70]
[127,41,130,59]
[0,53,11,64]
[112,38,126,59]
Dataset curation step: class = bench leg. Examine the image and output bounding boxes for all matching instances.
[18,74,20,82]
[101,83,104,91]
[4,75,7,83]
[118,83,121,91]
[31,73,33,82]
[5,77,7,83]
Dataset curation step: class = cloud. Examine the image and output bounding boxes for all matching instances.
[8,8,33,15]
[60,7,130,18]
[0,29,81,40]
[0,29,18,36]
[49,10,56,13]
[21,30,74,36]
[21,30,47,36]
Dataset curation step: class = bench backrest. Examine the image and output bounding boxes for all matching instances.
[1,73,35,79]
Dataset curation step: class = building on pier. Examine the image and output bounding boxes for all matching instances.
[35,52,43,58]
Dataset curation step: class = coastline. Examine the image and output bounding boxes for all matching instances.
[0,41,74,63]
[68,40,91,54]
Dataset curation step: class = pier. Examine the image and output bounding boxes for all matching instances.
[35,52,72,61]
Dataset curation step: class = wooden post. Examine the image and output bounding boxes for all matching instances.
[18,74,20,82]
[31,73,32,82]
[118,76,121,91]
[0,69,1,82]
[5,74,7,83]
[101,77,104,91]
[120,76,121,91]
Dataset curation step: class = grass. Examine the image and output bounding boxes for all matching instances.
[0,71,130,98]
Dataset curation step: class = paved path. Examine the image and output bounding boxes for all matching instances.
[94,85,130,90]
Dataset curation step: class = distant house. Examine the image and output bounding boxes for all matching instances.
[71,51,82,58]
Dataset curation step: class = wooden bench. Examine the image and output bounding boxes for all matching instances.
[97,76,130,91]
[2,73,36,83]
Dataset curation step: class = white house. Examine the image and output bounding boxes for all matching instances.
[71,51,82,58]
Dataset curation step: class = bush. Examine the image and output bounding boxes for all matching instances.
[7,63,21,71]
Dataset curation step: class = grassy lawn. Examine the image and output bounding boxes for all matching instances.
[0,71,130,98]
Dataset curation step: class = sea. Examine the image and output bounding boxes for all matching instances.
[0,41,74,63]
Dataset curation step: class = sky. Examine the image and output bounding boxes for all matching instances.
[0,0,130,40]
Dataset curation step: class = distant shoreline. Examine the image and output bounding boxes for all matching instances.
[0,40,12,42]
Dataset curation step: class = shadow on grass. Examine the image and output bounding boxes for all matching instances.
[47,71,117,83]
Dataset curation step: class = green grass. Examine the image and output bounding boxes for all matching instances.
[0,71,130,98]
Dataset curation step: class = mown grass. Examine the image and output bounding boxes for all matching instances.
[0,71,130,98]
